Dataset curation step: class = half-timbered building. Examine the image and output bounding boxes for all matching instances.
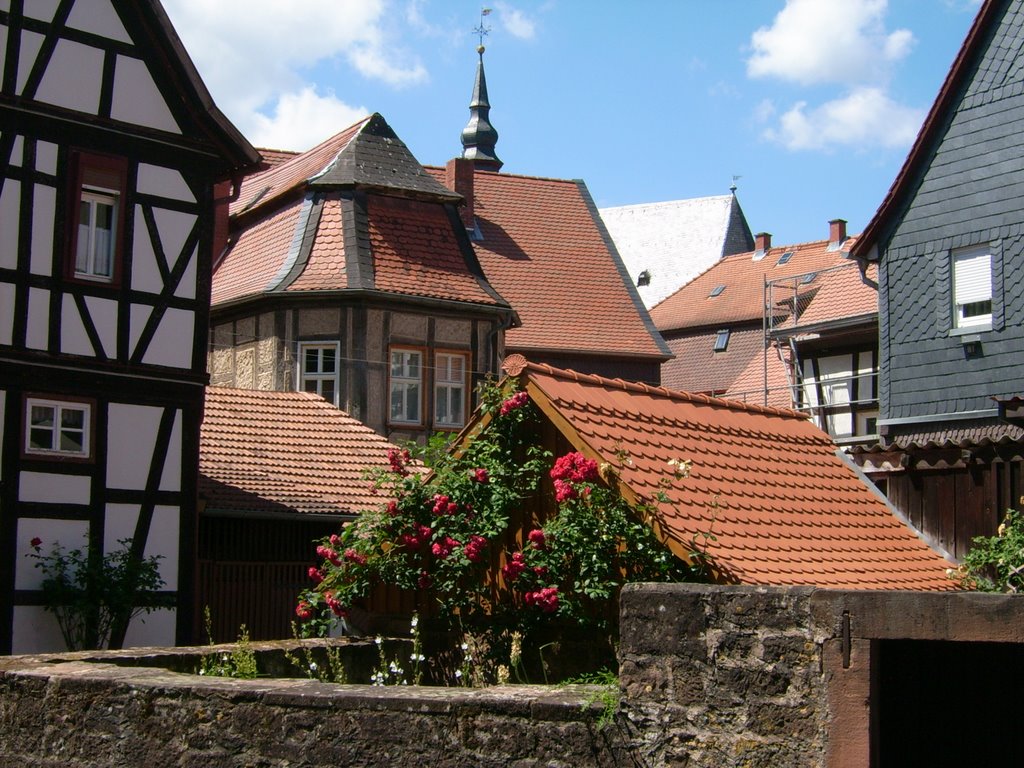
[0,0,257,652]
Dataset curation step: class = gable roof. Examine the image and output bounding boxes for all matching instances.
[650,235,860,332]
[599,194,754,308]
[498,355,953,590]
[425,167,671,362]
[199,387,413,517]
[851,0,1001,262]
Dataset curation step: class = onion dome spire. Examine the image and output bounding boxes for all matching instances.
[460,41,503,172]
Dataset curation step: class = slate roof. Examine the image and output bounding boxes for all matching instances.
[599,194,754,308]
[500,355,953,590]
[212,115,511,313]
[650,235,861,332]
[199,387,414,517]
[425,167,671,361]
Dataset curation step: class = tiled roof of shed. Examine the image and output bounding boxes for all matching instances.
[426,167,670,360]
[651,236,860,332]
[599,194,753,308]
[502,355,953,590]
[200,387,414,517]
[775,261,878,331]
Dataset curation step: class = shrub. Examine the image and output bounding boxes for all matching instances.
[951,505,1024,592]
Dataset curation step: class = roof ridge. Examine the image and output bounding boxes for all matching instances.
[502,355,808,420]
[598,194,734,213]
[423,165,579,185]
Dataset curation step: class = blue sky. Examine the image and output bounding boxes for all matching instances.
[162,0,982,246]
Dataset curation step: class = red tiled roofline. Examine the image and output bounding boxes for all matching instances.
[851,0,997,261]
[500,354,809,421]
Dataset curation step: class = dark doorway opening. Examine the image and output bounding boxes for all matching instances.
[873,639,1024,766]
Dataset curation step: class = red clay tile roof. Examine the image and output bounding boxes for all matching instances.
[200,387,415,517]
[726,341,794,410]
[285,196,347,292]
[212,198,303,306]
[366,194,503,305]
[661,326,768,396]
[775,261,878,331]
[501,355,953,590]
[651,236,860,332]
[426,168,670,360]
[257,148,301,169]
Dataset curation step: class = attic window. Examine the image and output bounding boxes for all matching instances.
[713,329,730,352]
[637,270,651,287]
[801,272,817,285]
[709,284,726,298]
[777,251,794,265]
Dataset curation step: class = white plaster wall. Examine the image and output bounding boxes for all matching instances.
[66,0,131,43]
[131,212,164,294]
[60,294,95,356]
[122,608,176,648]
[14,517,89,590]
[0,282,14,345]
[34,38,103,114]
[17,31,44,95]
[12,606,67,654]
[129,303,152,358]
[106,403,162,490]
[19,471,91,504]
[85,295,117,357]
[158,410,182,492]
[0,178,21,269]
[26,286,49,350]
[36,140,58,175]
[153,208,197,275]
[111,55,180,133]
[142,307,194,369]
[175,245,197,300]
[104,503,179,590]
[0,25,6,91]
[23,0,59,21]
[29,183,55,275]
[137,164,195,203]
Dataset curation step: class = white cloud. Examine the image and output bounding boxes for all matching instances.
[247,87,369,151]
[766,87,925,151]
[747,0,915,86]
[161,0,425,142]
[494,2,537,40]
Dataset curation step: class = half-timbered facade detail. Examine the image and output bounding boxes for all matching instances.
[0,0,257,653]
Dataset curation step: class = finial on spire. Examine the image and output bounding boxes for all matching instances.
[461,8,502,172]
[730,174,741,194]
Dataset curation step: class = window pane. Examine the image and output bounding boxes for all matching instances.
[93,201,114,277]
[31,405,55,428]
[61,408,84,430]
[304,348,320,373]
[29,427,53,451]
[321,381,336,405]
[60,429,84,453]
[450,388,464,425]
[76,201,92,273]
[391,351,405,377]
[435,389,449,423]
[391,387,404,420]
[405,383,420,422]
[302,379,318,393]
[321,347,336,373]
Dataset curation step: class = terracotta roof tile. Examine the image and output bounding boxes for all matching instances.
[212,199,302,305]
[285,197,347,292]
[651,236,861,332]
[505,356,953,590]
[776,261,878,330]
[257,148,301,169]
[200,387,416,517]
[367,194,502,305]
[426,168,669,360]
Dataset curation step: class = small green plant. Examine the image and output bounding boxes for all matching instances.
[197,608,258,679]
[27,535,165,651]
[951,504,1024,592]
[561,668,620,730]
[282,622,348,683]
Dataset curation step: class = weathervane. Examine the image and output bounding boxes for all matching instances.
[730,174,741,193]
[474,7,492,51]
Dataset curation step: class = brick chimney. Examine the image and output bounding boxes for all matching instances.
[753,232,771,260]
[446,157,475,230]
[829,219,847,250]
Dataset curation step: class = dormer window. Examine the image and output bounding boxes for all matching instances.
[637,270,651,287]
[713,329,730,352]
[67,151,127,285]
[776,251,794,265]
[709,284,726,298]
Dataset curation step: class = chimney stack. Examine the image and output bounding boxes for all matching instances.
[828,219,847,250]
[753,232,771,260]
[446,157,475,230]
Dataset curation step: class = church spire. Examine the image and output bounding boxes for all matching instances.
[460,12,502,171]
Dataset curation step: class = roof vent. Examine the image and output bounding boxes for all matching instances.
[637,270,651,287]
[709,284,726,297]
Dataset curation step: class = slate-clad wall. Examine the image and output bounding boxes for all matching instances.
[880,0,1024,423]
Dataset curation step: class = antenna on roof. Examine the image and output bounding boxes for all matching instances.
[730,175,741,194]
[475,8,492,51]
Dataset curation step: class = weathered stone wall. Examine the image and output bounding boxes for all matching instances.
[618,584,829,767]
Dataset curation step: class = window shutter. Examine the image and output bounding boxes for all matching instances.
[953,249,992,304]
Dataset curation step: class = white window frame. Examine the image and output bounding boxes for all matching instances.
[25,398,91,458]
[74,186,118,281]
[713,329,730,352]
[953,246,992,329]
[434,352,468,429]
[298,342,340,406]
[389,348,423,426]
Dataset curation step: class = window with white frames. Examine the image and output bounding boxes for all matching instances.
[25,398,91,458]
[435,352,468,428]
[298,343,339,405]
[389,348,422,425]
[69,152,126,284]
[953,246,993,328]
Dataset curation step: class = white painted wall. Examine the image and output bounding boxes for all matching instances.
[34,38,103,113]
[26,286,49,350]
[18,471,91,505]
[142,307,194,369]
[106,403,164,490]
[111,55,180,133]
[0,177,21,269]
[14,517,90,590]
[0,283,14,345]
